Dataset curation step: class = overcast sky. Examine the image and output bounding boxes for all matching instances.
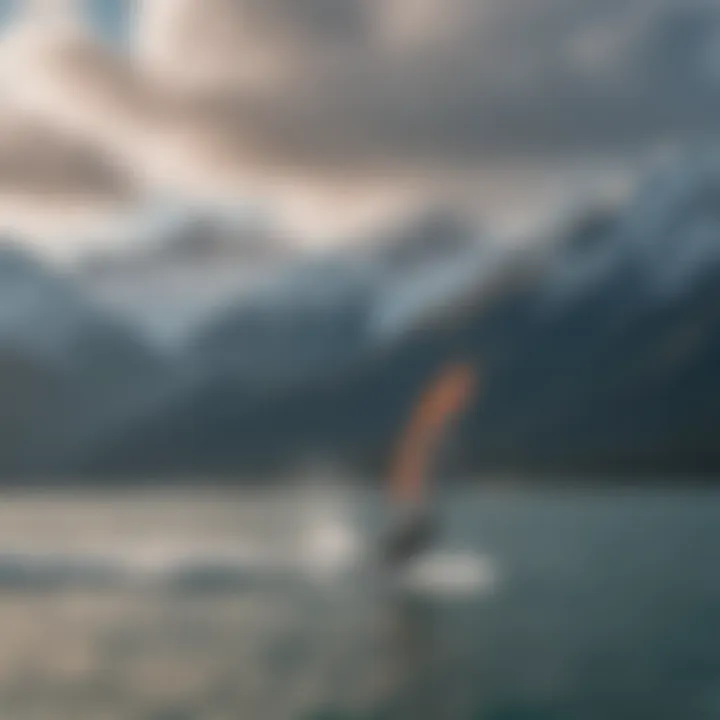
[0,0,717,254]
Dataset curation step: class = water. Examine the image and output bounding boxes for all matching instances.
[0,485,716,719]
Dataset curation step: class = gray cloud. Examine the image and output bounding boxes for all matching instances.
[0,110,136,241]
[0,0,718,241]
[125,0,720,168]
[0,115,131,198]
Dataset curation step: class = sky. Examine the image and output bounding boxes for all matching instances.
[0,0,718,256]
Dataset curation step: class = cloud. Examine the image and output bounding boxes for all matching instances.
[0,0,719,242]
[0,111,136,242]
[125,0,720,161]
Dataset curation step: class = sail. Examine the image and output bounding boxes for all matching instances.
[389,362,477,507]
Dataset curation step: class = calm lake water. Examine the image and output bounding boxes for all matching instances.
[0,484,717,720]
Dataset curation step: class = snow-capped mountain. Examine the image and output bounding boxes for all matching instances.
[78,211,300,346]
[86,155,720,478]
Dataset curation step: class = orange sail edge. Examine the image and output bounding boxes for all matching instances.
[389,361,479,508]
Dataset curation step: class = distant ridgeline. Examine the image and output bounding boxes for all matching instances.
[5,157,720,482]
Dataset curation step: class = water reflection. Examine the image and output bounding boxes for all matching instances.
[0,488,715,719]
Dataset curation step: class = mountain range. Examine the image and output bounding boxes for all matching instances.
[2,155,720,481]
[80,155,720,480]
